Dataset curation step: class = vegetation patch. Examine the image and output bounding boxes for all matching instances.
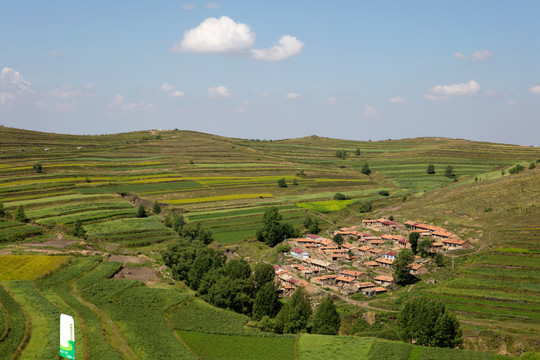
[296,199,356,213]
[163,193,274,205]
[0,255,70,280]
[298,334,374,360]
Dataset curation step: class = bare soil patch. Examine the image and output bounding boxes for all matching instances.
[113,267,159,282]
[21,239,79,249]
[108,255,145,264]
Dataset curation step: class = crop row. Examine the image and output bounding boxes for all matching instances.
[26,201,132,219]
[0,284,28,359]
[37,208,135,225]
[163,193,274,205]
[0,255,70,281]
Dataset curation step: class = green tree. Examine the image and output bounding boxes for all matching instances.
[445,165,455,178]
[333,192,348,200]
[152,201,161,214]
[426,164,435,174]
[253,282,281,320]
[292,178,298,186]
[397,297,462,348]
[312,295,340,335]
[0,202,5,217]
[393,249,415,286]
[418,238,433,257]
[335,149,348,159]
[15,206,28,223]
[361,162,371,175]
[172,214,186,233]
[257,207,297,247]
[355,148,361,156]
[224,259,251,280]
[333,233,344,246]
[136,204,147,218]
[276,287,312,333]
[33,163,43,173]
[529,162,536,169]
[509,164,525,174]
[253,262,275,290]
[303,216,320,234]
[409,232,420,254]
[435,253,444,267]
[278,178,287,188]
[378,190,390,196]
[72,220,86,238]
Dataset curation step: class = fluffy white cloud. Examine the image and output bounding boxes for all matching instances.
[161,83,185,98]
[471,50,493,62]
[170,16,255,54]
[0,67,34,105]
[108,94,157,111]
[362,105,380,118]
[208,85,231,98]
[389,96,405,104]
[206,2,219,9]
[170,16,304,61]
[171,90,185,98]
[286,92,300,100]
[251,35,305,61]
[530,85,540,94]
[425,80,480,101]
[454,50,493,62]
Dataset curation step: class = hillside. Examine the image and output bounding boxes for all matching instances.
[1,126,539,359]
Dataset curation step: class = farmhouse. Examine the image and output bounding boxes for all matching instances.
[290,247,309,260]
[362,219,379,227]
[310,259,332,271]
[384,251,397,260]
[433,230,453,239]
[357,246,371,256]
[368,239,385,246]
[409,263,429,276]
[375,257,394,268]
[365,261,379,268]
[335,275,356,286]
[443,239,471,250]
[311,274,337,285]
[374,275,394,287]
[340,269,364,279]
[373,286,387,294]
[368,248,383,257]
[430,242,444,253]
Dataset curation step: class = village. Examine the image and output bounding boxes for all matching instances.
[273,218,472,299]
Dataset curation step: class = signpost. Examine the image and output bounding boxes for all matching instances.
[60,314,75,359]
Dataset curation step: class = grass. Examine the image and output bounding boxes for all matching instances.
[0,255,70,280]
[297,199,357,212]
[298,334,374,360]
[163,193,274,205]
[0,284,28,360]
[178,331,296,360]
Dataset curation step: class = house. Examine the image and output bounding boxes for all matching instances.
[368,248,383,257]
[433,230,453,239]
[306,234,323,241]
[310,259,332,271]
[375,257,394,268]
[384,251,397,261]
[442,239,471,250]
[398,238,409,247]
[318,238,335,247]
[362,219,379,227]
[355,281,375,289]
[357,245,371,256]
[409,263,429,276]
[368,239,384,246]
[328,252,349,261]
[374,275,393,287]
[380,234,393,242]
[430,242,444,253]
[378,219,399,229]
[364,261,379,267]
[340,269,364,279]
[297,238,316,246]
[311,274,337,285]
[341,243,354,251]
[290,247,309,260]
[363,235,381,242]
[361,287,376,297]
[373,286,387,294]
[335,275,356,286]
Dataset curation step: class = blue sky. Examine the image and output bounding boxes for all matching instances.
[1,1,539,145]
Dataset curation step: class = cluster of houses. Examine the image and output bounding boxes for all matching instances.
[273,218,470,298]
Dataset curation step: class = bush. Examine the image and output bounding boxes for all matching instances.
[445,165,455,178]
[15,206,29,223]
[355,148,361,156]
[278,178,287,188]
[359,202,372,213]
[361,163,371,175]
[378,190,390,196]
[529,162,536,170]
[33,163,43,173]
[152,201,161,214]
[335,149,348,159]
[508,164,525,174]
[426,164,435,174]
[333,193,348,200]
[136,204,147,218]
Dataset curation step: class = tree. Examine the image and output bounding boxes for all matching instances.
[361,163,371,175]
[253,282,281,320]
[389,215,394,221]
[275,287,312,334]
[278,178,287,188]
[409,232,420,254]
[303,216,320,234]
[72,220,86,238]
[224,259,251,280]
[292,178,298,186]
[445,165,455,178]
[378,190,389,196]
[435,253,444,267]
[152,201,161,214]
[418,238,433,257]
[529,162,536,170]
[15,206,28,223]
[333,192,348,200]
[253,262,275,290]
[393,249,415,285]
[333,233,344,246]
[509,164,525,174]
[257,207,297,247]
[136,204,147,218]
[33,163,43,173]
[426,164,435,174]
[335,149,348,159]
[397,297,462,348]
[312,295,341,335]
[0,202,5,217]
[355,148,361,156]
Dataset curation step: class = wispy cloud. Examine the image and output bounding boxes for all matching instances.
[205,2,219,9]
[530,85,540,94]
[425,80,480,101]
[326,97,338,105]
[389,96,405,104]
[108,94,158,111]
[286,92,300,100]
[454,49,493,62]
[181,3,195,10]
[362,105,380,118]
[208,85,231,98]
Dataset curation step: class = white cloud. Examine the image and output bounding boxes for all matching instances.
[108,94,157,111]
[49,88,82,99]
[181,3,195,10]
[425,80,480,101]
[389,96,405,104]
[0,67,34,105]
[326,97,338,105]
[261,91,271,97]
[206,2,219,9]
[484,90,498,97]
[170,16,255,54]
[454,50,493,62]
[506,100,519,107]
[471,50,493,62]
[86,82,94,90]
[208,85,231,98]
[251,35,305,61]
[160,82,175,92]
[529,85,540,94]
[170,16,304,61]
[362,105,380,118]
[286,92,300,100]
[171,90,185,98]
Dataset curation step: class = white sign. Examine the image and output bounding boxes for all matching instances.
[60,314,75,359]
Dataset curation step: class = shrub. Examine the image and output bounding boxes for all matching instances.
[529,162,536,170]
[136,204,147,218]
[152,201,161,214]
[278,178,287,188]
[335,149,348,159]
[333,193,348,200]
[355,148,361,155]
[292,178,298,186]
[508,164,525,174]
[359,202,372,213]
[378,190,390,196]
[445,165,455,178]
[15,206,29,223]
[426,164,435,174]
[33,163,43,173]
[361,163,371,175]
